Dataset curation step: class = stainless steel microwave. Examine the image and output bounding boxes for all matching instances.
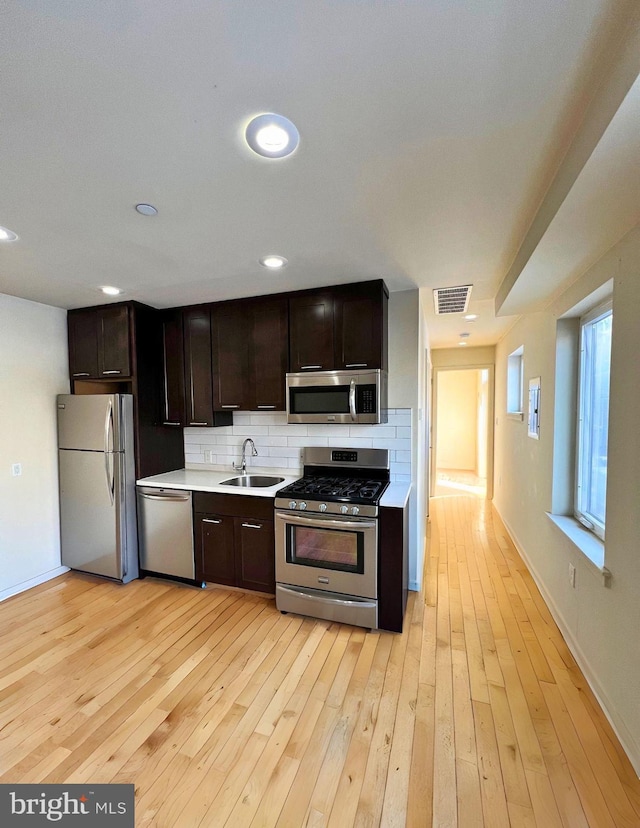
[286,369,387,424]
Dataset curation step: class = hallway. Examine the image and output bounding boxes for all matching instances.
[421,493,640,826]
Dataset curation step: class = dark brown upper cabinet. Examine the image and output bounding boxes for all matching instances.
[288,290,335,372]
[211,301,250,412]
[68,304,131,379]
[184,306,217,427]
[160,306,232,428]
[68,309,98,379]
[98,305,131,377]
[212,296,289,411]
[250,297,288,411]
[68,301,184,479]
[289,280,388,373]
[160,310,185,426]
[333,280,388,371]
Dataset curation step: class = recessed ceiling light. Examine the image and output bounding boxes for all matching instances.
[458,341,468,346]
[259,255,288,269]
[135,203,158,216]
[245,114,300,159]
[464,314,478,321]
[100,286,123,296]
[0,226,19,242]
[459,332,470,338]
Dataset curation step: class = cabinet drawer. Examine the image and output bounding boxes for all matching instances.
[193,491,275,520]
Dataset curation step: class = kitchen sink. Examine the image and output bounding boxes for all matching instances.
[219,475,285,488]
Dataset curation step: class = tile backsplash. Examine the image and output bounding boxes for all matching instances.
[184,409,412,482]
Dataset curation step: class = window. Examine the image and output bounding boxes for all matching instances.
[507,346,524,416]
[575,302,612,540]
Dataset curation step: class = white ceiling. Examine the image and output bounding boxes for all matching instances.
[1,1,638,348]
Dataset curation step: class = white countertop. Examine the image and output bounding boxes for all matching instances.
[136,466,301,497]
[380,482,412,509]
[138,466,412,506]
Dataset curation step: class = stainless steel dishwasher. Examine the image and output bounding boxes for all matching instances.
[137,487,198,583]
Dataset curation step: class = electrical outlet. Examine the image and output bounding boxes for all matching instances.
[569,563,576,588]
[204,450,213,463]
[11,463,22,477]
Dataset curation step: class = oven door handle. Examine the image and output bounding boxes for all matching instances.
[275,511,376,531]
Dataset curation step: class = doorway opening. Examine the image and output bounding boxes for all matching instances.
[432,367,491,499]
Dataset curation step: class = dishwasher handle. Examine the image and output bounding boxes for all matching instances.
[138,492,191,502]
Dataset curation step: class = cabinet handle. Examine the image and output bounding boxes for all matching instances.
[72,372,90,377]
[221,405,240,409]
[241,522,262,529]
[345,363,367,368]
[189,422,209,426]
[163,421,182,426]
[102,370,122,375]
[300,365,322,370]
[203,518,222,524]
[257,405,276,409]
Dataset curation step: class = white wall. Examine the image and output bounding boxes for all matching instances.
[0,294,69,600]
[477,370,489,479]
[493,227,640,773]
[436,369,478,470]
[388,290,424,589]
[432,345,496,369]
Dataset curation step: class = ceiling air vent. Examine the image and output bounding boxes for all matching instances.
[433,284,472,315]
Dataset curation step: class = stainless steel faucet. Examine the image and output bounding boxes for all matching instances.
[233,438,258,474]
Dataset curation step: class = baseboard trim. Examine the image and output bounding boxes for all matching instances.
[493,503,640,778]
[409,579,420,592]
[0,566,70,604]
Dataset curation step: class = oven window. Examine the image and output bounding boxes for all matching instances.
[289,386,350,414]
[287,525,364,573]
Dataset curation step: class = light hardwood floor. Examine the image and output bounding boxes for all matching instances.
[1,494,639,826]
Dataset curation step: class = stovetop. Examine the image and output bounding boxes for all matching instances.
[275,446,390,516]
[277,474,388,505]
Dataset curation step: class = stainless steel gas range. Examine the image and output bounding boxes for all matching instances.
[274,447,390,629]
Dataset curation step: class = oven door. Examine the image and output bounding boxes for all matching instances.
[275,510,377,599]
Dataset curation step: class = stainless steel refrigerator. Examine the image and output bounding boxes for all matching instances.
[57,394,139,583]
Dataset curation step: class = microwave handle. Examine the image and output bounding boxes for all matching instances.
[349,378,357,422]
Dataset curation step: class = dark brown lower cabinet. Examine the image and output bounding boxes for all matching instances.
[194,492,275,594]
[235,516,275,592]
[378,502,409,633]
[196,512,236,587]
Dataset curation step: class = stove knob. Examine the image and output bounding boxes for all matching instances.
[299,501,307,510]
[288,501,297,510]
[340,505,349,515]
[319,503,327,512]
[351,506,360,516]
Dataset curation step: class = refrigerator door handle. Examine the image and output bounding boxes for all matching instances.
[104,399,113,453]
[104,451,115,506]
[104,400,115,505]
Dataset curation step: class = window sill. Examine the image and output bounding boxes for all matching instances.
[506,411,524,421]
[546,513,611,586]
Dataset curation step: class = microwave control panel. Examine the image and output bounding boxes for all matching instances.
[357,385,377,413]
